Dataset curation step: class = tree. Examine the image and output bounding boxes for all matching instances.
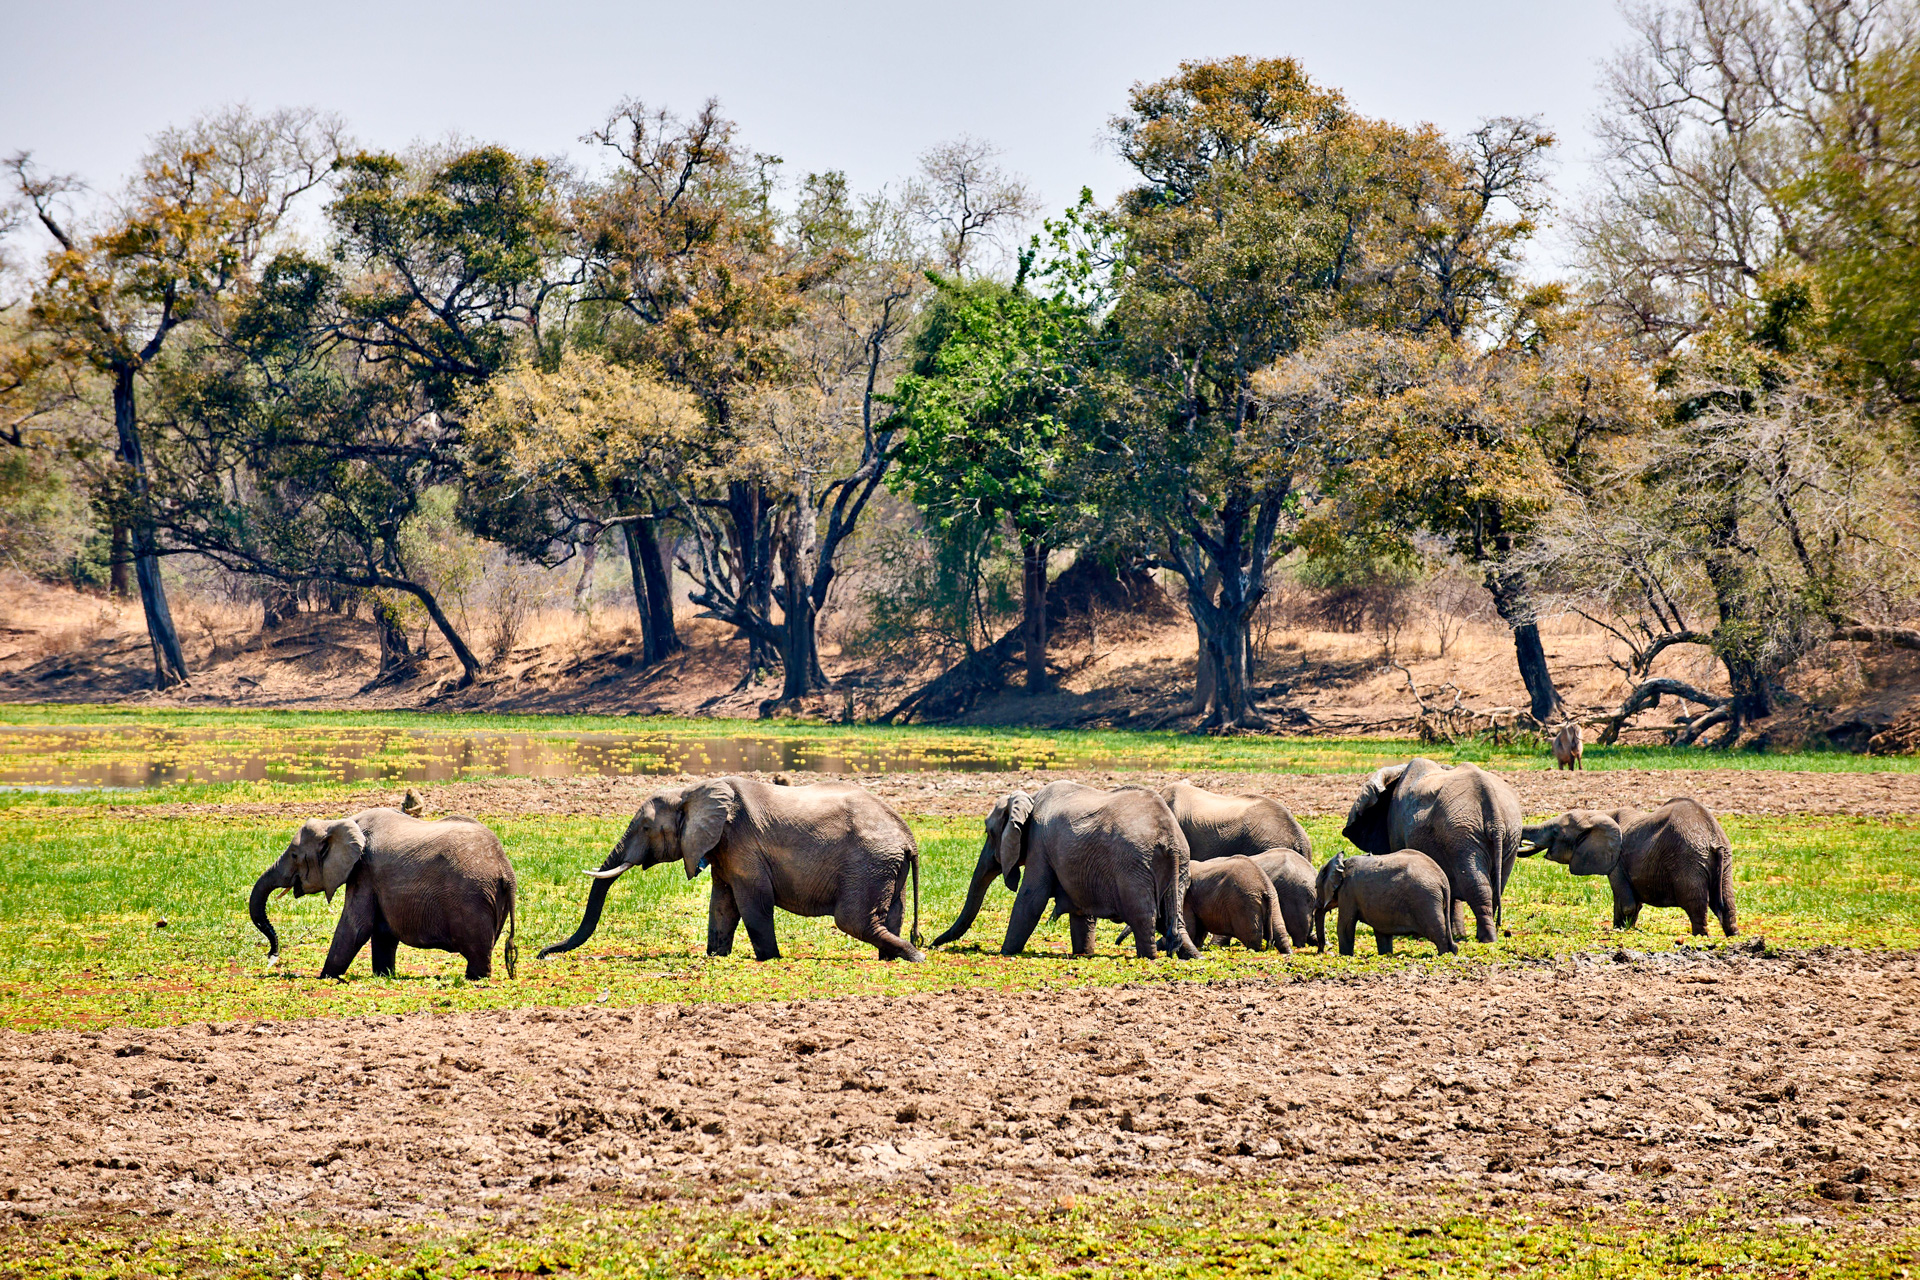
[902,137,1038,276]
[1097,57,1452,730]
[8,107,342,686]
[137,143,560,688]
[460,351,705,663]
[888,273,1095,693]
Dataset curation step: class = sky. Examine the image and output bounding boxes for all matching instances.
[1,0,1632,272]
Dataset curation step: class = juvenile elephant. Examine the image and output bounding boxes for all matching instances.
[249,809,517,980]
[934,782,1198,959]
[1519,799,1737,936]
[1185,855,1290,952]
[541,777,921,962]
[1343,758,1522,943]
[1552,722,1585,771]
[1159,782,1312,862]
[1314,850,1457,957]
[1249,848,1317,950]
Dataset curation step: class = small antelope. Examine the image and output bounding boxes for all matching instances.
[1552,721,1584,771]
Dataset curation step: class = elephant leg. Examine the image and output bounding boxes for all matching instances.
[707,881,742,957]
[1337,906,1357,958]
[321,885,377,979]
[369,905,399,978]
[463,940,492,981]
[729,874,781,962]
[1000,864,1057,956]
[1461,870,1498,944]
[835,893,924,964]
[1069,914,1095,957]
[1684,902,1709,936]
[1376,931,1395,956]
[1181,903,1204,952]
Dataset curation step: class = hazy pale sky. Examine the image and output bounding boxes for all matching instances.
[2,0,1630,271]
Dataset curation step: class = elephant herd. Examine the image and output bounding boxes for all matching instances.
[246,760,1740,979]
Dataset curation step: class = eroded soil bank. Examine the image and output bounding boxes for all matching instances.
[1,948,1914,1229]
[50,764,1920,823]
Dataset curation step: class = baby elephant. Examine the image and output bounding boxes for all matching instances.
[1314,851,1458,957]
[249,809,517,979]
[1249,849,1317,950]
[1552,722,1584,771]
[1520,799,1736,936]
[1184,855,1290,952]
[1551,721,1582,771]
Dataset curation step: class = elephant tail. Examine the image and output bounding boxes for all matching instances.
[910,845,922,949]
[1709,841,1737,937]
[502,885,519,980]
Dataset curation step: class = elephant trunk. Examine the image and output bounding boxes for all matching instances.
[1516,823,1549,856]
[249,862,292,960]
[539,846,627,959]
[931,838,999,948]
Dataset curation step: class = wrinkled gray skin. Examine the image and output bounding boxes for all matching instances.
[1313,850,1457,957]
[1248,848,1317,950]
[1159,782,1312,862]
[1184,855,1289,952]
[1520,799,1737,936]
[934,782,1198,959]
[1343,758,1522,943]
[249,809,516,980]
[542,777,921,962]
[1552,722,1584,771]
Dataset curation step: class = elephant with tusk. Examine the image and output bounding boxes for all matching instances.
[541,777,922,962]
[249,809,517,980]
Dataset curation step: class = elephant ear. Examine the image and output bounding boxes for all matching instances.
[1568,811,1623,877]
[996,792,1034,883]
[1342,765,1407,857]
[680,780,738,880]
[318,819,367,902]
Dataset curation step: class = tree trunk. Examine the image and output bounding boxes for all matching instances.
[112,366,188,689]
[776,501,829,703]
[1484,564,1563,723]
[571,536,598,612]
[634,519,681,661]
[108,523,131,598]
[1021,539,1049,695]
[372,593,414,676]
[621,519,659,660]
[392,580,482,687]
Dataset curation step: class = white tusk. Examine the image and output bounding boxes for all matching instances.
[583,864,632,881]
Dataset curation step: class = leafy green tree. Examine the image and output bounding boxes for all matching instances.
[887,273,1095,692]
[7,108,341,686]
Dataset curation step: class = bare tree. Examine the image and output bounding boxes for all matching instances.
[903,136,1038,276]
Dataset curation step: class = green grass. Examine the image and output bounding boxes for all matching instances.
[2,1184,1914,1278]
[1,704,1915,792]
[0,806,1912,1032]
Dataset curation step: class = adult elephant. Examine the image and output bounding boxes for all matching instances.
[249,809,517,980]
[1159,782,1312,862]
[933,782,1199,959]
[1342,758,1522,943]
[540,777,921,962]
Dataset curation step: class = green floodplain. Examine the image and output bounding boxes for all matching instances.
[2,706,1917,1279]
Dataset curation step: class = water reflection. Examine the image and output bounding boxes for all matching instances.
[0,725,1106,789]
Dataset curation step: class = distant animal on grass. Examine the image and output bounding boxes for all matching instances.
[1552,723,1585,771]
[401,789,426,816]
[1343,758,1522,943]
[1183,854,1290,952]
[1313,850,1458,957]
[934,782,1198,959]
[540,777,922,962]
[1519,799,1736,937]
[249,808,517,980]
[1158,782,1312,863]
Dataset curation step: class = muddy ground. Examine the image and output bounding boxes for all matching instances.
[1,949,1913,1227]
[79,765,1920,823]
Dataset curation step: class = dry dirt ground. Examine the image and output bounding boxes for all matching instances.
[8,572,1918,744]
[91,765,1920,824]
[0,949,1913,1228]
